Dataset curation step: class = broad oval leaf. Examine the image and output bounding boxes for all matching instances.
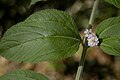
[100,37,120,56]
[0,70,49,80]
[96,16,120,56]
[105,0,120,8]
[0,9,81,62]
[97,16,120,38]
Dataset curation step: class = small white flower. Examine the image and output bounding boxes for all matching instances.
[88,37,99,47]
[84,29,92,37]
[87,33,95,39]
[84,29,99,47]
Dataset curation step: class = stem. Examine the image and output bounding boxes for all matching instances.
[75,0,99,80]
[75,39,88,80]
[89,0,99,25]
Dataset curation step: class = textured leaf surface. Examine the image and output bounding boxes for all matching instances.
[0,9,81,62]
[96,16,120,56]
[97,16,120,38]
[105,0,120,8]
[0,70,49,80]
[100,37,120,56]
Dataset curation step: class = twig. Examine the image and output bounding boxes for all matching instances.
[75,0,99,80]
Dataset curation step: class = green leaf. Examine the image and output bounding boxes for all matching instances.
[100,37,120,56]
[29,0,47,8]
[0,70,49,80]
[97,16,120,38]
[96,16,120,56]
[0,9,81,62]
[105,0,120,8]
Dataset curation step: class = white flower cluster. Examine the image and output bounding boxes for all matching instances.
[84,29,99,47]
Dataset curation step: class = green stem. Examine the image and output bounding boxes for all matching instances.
[75,0,99,80]
[89,0,99,25]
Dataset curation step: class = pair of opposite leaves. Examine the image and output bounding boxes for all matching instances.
[0,9,120,63]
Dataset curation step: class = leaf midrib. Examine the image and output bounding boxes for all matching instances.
[101,43,119,55]
[1,35,80,51]
[6,19,78,38]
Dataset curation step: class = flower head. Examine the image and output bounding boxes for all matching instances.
[84,29,99,47]
[87,35,99,47]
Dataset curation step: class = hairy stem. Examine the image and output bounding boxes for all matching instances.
[75,0,99,80]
